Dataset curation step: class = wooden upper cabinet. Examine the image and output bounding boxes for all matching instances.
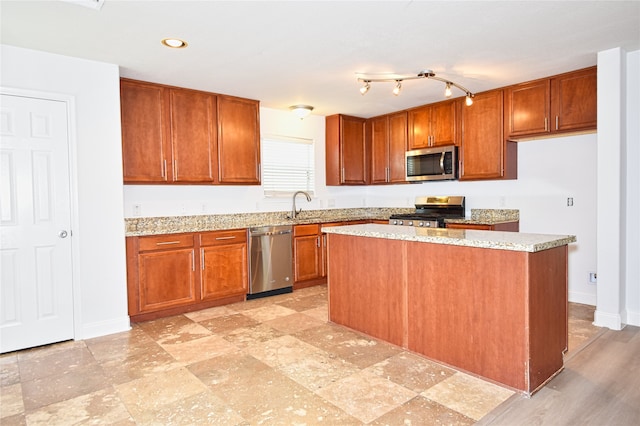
[551,67,597,132]
[121,79,170,183]
[326,114,367,185]
[506,79,550,137]
[120,79,260,185]
[217,95,261,184]
[169,88,218,183]
[459,89,517,181]
[407,100,456,150]
[369,112,407,184]
[506,66,596,139]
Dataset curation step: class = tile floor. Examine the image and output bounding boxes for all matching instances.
[1,285,600,425]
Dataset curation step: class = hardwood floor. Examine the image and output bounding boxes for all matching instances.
[479,323,640,425]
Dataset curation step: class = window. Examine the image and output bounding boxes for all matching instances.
[261,135,315,196]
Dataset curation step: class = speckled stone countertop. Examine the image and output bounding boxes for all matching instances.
[322,223,575,253]
[445,209,520,225]
[125,207,413,237]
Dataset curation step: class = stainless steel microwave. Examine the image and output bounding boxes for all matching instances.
[405,145,458,182]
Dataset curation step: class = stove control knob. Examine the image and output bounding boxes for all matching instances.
[392,220,398,225]
[418,221,424,227]
[425,222,431,227]
[407,221,413,226]
[398,220,403,225]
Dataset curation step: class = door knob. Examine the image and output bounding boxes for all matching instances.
[58,230,68,238]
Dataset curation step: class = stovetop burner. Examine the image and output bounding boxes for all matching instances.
[389,196,465,228]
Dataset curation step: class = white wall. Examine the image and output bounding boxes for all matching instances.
[595,48,640,329]
[1,45,130,338]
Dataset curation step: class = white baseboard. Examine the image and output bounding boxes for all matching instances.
[78,316,131,340]
[568,290,596,306]
[625,309,640,327]
[593,309,625,330]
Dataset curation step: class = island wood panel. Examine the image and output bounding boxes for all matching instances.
[527,245,568,391]
[326,234,405,347]
[405,242,528,391]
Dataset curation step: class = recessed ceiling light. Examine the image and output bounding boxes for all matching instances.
[161,38,188,49]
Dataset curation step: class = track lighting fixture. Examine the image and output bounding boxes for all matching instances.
[357,69,475,105]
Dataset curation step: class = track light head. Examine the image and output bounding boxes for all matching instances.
[393,81,402,96]
[360,81,371,95]
[465,93,474,106]
[444,83,452,98]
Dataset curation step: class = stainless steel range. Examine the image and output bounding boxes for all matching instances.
[389,196,465,227]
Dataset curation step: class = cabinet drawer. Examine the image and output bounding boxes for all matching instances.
[294,224,320,237]
[200,229,247,246]
[138,234,194,252]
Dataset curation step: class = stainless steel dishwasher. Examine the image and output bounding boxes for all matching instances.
[248,225,293,299]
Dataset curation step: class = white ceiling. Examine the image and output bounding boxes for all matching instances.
[1,1,639,118]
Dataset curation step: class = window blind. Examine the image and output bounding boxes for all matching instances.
[261,136,315,196]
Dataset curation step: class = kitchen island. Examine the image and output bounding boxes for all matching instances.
[322,224,576,395]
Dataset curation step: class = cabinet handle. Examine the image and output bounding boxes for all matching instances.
[192,250,195,271]
[201,249,205,270]
[215,236,237,240]
[173,160,177,179]
[156,241,181,245]
[555,116,559,130]
[341,167,345,183]
[162,159,167,179]
[544,117,548,131]
[386,167,390,182]
[316,236,320,247]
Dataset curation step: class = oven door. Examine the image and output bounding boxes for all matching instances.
[406,146,458,181]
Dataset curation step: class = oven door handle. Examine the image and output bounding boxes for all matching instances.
[440,152,445,174]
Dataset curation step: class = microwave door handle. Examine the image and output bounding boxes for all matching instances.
[440,152,445,174]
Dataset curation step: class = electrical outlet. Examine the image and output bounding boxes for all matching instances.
[567,197,574,207]
[589,272,597,284]
[133,204,141,217]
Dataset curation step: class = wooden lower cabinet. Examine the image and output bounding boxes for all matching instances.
[126,230,247,322]
[446,221,519,231]
[200,230,248,301]
[293,224,323,288]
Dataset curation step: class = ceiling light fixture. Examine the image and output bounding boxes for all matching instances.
[289,105,314,119]
[161,38,188,48]
[357,69,475,105]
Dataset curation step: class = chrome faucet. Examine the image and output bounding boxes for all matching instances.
[290,191,312,219]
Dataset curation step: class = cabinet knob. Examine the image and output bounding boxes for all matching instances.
[58,230,68,238]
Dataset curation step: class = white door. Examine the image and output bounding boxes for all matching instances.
[0,94,74,353]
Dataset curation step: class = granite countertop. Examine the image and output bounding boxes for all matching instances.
[124,207,413,237]
[124,207,522,237]
[322,223,575,253]
[445,209,520,225]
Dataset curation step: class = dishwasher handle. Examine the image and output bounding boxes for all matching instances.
[250,229,292,237]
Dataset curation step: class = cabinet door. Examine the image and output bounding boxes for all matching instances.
[294,234,322,282]
[369,115,390,184]
[430,100,456,147]
[170,89,218,183]
[217,96,261,184]
[459,90,506,180]
[201,242,247,300]
[551,67,597,132]
[407,106,430,150]
[138,248,196,313]
[341,115,367,184]
[388,112,408,183]
[506,79,550,137]
[121,80,170,183]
